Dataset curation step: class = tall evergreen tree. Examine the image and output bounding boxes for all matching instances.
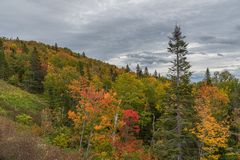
[0,40,9,80]
[204,68,212,85]
[125,64,130,72]
[9,47,17,76]
[85,65,91,80]
[136,64,142,77]
[153,25,197,159]
[82,52,86,57]
[27,47,44,93]
[54,43,58,52]
[154,70,158,78]
[110,68,117,81]
[144,67,149,76]
[77,61,85,76]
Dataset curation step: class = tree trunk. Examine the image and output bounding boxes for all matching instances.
[151,114,156,145]
[112,112,119,143]
[85,126,94,158]
[79,119,86,151]
[177,104,182,160]
[176,52,182,160]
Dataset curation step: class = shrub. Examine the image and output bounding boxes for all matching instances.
[52,133,70,148]
[16,113,33,125]
[8,74,19,85]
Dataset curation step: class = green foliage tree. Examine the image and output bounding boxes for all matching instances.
[44,66,80,112]
[113,73,145,111]
[153,25,197,160]
[212,70,235,84]
[139,77,170,144]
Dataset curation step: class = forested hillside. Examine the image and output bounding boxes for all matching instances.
[0,26,240,160]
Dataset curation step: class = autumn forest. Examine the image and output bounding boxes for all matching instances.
[0,26,240,160]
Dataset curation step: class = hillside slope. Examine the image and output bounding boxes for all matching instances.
[0,80,48,121]
[1,37,124,83]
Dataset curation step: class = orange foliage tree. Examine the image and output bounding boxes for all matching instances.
[67,77,121,158]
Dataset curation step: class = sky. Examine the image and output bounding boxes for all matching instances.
[0,0,240,81]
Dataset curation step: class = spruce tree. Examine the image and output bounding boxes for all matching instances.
[204,68,212,85]
[27,47,44,93]
[77,61,85,76]
[136,64,142,77]
[82,52,86,57]
[85,65,91,80]
[110,68,117,81]
[0,40,9,80]
[125,64,130,72]
[154,70,158,78]
[54,43,58,52]
[144,67,149,76]
[9,48,17,76]
[158,73,161,79]
[153,25,198,159]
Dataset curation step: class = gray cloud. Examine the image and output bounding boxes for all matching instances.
[236,25,240,31]
[199,35,240,46]
[0,0,240,80]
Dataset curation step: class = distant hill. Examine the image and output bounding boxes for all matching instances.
[0,37,124,82]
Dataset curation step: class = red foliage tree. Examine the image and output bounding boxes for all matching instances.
[121,109,140,140]
[111,109,151,159]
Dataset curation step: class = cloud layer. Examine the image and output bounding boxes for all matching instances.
[0,0,240,80]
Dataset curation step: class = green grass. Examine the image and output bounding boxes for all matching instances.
[0,80,48,119]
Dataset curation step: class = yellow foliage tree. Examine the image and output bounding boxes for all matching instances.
[192,85,230,160]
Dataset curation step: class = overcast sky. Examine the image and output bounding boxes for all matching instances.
[0,0,240,80]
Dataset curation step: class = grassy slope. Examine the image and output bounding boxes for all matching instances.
[0,80,48,120]
[0,116,82,160]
